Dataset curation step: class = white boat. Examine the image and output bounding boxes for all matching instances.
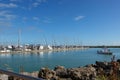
[97,48,112,55]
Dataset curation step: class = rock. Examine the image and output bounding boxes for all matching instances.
[96,61,107,69]
[38,68,56,79]
[54,66,68,78]
[37,60,120,80]
[67,66,96,80]
[54,66,65,70]
[117,59,120,63]
[67,68,81,80]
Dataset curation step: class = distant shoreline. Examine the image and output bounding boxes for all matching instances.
[86,45,120,48]
[0,47,88,54]
[1,46,120,54]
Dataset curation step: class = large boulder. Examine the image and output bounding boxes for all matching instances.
[67,66,96,80]
[117,59,120,63]
[38,68,56,79]
[96,61,107,69]
[54,66,68,78]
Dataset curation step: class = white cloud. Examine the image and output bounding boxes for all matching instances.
[43,20,51,23]
[43,17,52,23]
[33,16,52,23]
[32,2,40,7]
[0,3,18,8]
[0,11,16,27]
[32,0,47,7]
[0,11,16,20]
[33,17,39,21]
[10,0,48,10]
[75,16,85,21]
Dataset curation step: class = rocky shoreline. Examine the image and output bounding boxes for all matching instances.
[20,58,120,80]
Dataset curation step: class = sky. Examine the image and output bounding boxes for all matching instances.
[0,0,120,45]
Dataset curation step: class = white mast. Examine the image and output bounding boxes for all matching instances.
[18,29,21,47]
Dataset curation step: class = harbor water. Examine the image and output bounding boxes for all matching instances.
[0,48,120,73]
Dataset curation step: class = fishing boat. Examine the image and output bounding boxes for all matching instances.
[97,48,112,55]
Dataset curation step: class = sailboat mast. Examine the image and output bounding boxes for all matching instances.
[18,29,21,47]
[43,34,48,46]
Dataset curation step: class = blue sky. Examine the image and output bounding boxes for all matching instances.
[0,0,120,45]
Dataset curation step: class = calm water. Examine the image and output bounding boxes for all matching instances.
[0,48,120,73]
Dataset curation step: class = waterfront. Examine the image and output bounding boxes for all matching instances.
[0,48,120,73]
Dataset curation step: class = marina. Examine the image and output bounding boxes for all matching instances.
[0,0,120,79]
[0,44,88,53]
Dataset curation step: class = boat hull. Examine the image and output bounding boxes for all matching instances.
[97,51,112,55]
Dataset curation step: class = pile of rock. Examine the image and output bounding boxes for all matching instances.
[67,66,96,80]
[38,59,120,80]
[38,65,96,80]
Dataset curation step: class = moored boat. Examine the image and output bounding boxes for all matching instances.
[97,48,112,55]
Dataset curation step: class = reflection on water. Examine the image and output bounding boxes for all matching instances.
[48,51,52,58]
[0,48,120,72]
[39,52,44,58]
[48,51,52,54]
[0,53,11,58]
